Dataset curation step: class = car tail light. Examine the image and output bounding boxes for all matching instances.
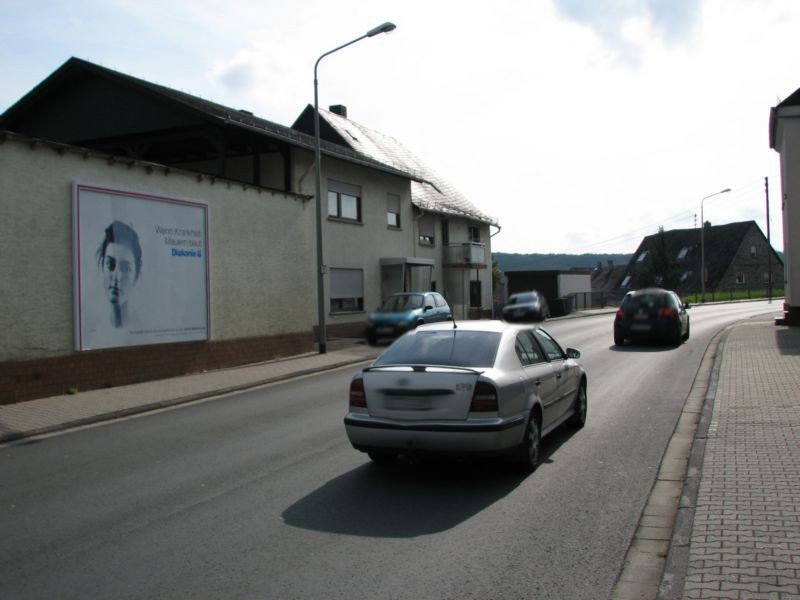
[470,381,498,412]
[659,307,675,318]
[349,377,367,408]
[615,309,625,320]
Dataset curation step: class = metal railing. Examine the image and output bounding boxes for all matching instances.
[444,242,485,265]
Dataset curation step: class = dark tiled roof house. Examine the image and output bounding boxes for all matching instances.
[620,221,783,294]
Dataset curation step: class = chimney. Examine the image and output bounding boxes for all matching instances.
[607,260,614,269]
[329,105,348,118]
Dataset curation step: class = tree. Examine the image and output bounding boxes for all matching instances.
[492,255,504,291]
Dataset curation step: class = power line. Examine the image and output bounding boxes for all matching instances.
[569,178,768,253]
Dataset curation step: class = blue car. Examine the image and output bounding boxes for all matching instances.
[365,292,452,345]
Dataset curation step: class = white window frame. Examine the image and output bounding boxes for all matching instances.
[418,215,435,246]
[327,180,362,223]
[387,193,401,228]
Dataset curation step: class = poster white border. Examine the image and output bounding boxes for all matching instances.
[72,182,211,351]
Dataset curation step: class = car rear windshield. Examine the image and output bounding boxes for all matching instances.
[380,294,424,312]
[508,293,536,305]
[622,293,669,310]
[374,330,502,368]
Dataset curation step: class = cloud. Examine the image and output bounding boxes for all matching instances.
[213,56,256,92]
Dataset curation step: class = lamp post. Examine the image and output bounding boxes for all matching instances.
[700,187,731,303]
[313,22,396,354]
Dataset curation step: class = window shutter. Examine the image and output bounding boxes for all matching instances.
[330,268,363,299]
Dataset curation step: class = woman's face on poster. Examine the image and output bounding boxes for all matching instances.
[101,242,136,306]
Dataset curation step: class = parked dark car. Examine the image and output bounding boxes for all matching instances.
[613,288,690,346]
[365,292,452,345]
[501,290,550,323]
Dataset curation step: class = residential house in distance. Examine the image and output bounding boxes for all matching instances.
[590,260,629,306]
[770,87,800,325]
[0,57,497,402]
[504,269,593,315]
[292,105,498,324]
[618,221,783,297]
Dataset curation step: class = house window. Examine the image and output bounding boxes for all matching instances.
[387,193,400,228]
[750,245,757,258]
[681,271,692,282]
[468,225,481,243]
[441,220,449,245]
[735,272,746,285]
[620,275,631,288]
[655,275,663,285]
[469,280,482,307]
[330,268,364,313]
[327,180,361,222]
[419,215,435,246]
[637,251,649,263]
[677,247,689,260]
[763,272,772,283]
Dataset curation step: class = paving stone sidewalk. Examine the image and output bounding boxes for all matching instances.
[680,321,800,599]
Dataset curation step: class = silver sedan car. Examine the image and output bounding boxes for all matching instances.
[344,320,587,470]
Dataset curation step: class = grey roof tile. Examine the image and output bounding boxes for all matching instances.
[319,107,498,226]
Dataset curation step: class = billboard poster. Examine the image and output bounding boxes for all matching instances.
[73,183,210,350]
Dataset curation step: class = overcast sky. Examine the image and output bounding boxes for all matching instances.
[2,0,797,255]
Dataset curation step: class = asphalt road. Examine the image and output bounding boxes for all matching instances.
[0,300,780,599]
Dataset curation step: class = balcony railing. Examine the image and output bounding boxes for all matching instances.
[444,242,486,266]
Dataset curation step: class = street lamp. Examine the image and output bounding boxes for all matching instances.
[700,187,731,303]
[313,22,396,354]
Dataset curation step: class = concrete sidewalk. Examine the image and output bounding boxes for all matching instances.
[0,337,382,443]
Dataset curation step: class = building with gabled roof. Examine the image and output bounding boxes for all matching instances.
[618,221,782,296]
[770,86,800,325]
[293,104,499,320]
[293,105,498,227]
[0,57,498,402]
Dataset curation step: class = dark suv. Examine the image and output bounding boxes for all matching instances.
[613,288,690,346]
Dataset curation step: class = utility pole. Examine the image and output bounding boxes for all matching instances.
[766,176,772,303]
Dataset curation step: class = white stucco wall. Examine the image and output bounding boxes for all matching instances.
[292,150,421,324]
[774,106,800,308]
[558,273,593,310]
[0,135,315,361]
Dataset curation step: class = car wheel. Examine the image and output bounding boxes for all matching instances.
[514,412,541,472]
[367,450,395,464]
[671,323,683,346]
[568,381,587,429]
[366,333,378,346]
[683,321,690,341]
[614,331,624,346]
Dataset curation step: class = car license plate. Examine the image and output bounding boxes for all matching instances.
[376,327,393,334]
[631,323,651,331]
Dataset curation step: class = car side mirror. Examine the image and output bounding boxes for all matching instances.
[684,302,691,309]
[566,348,581,359]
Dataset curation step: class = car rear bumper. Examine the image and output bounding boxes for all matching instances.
[615,319,677,340]
[365,322,415,339]
[344,413,525,454]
